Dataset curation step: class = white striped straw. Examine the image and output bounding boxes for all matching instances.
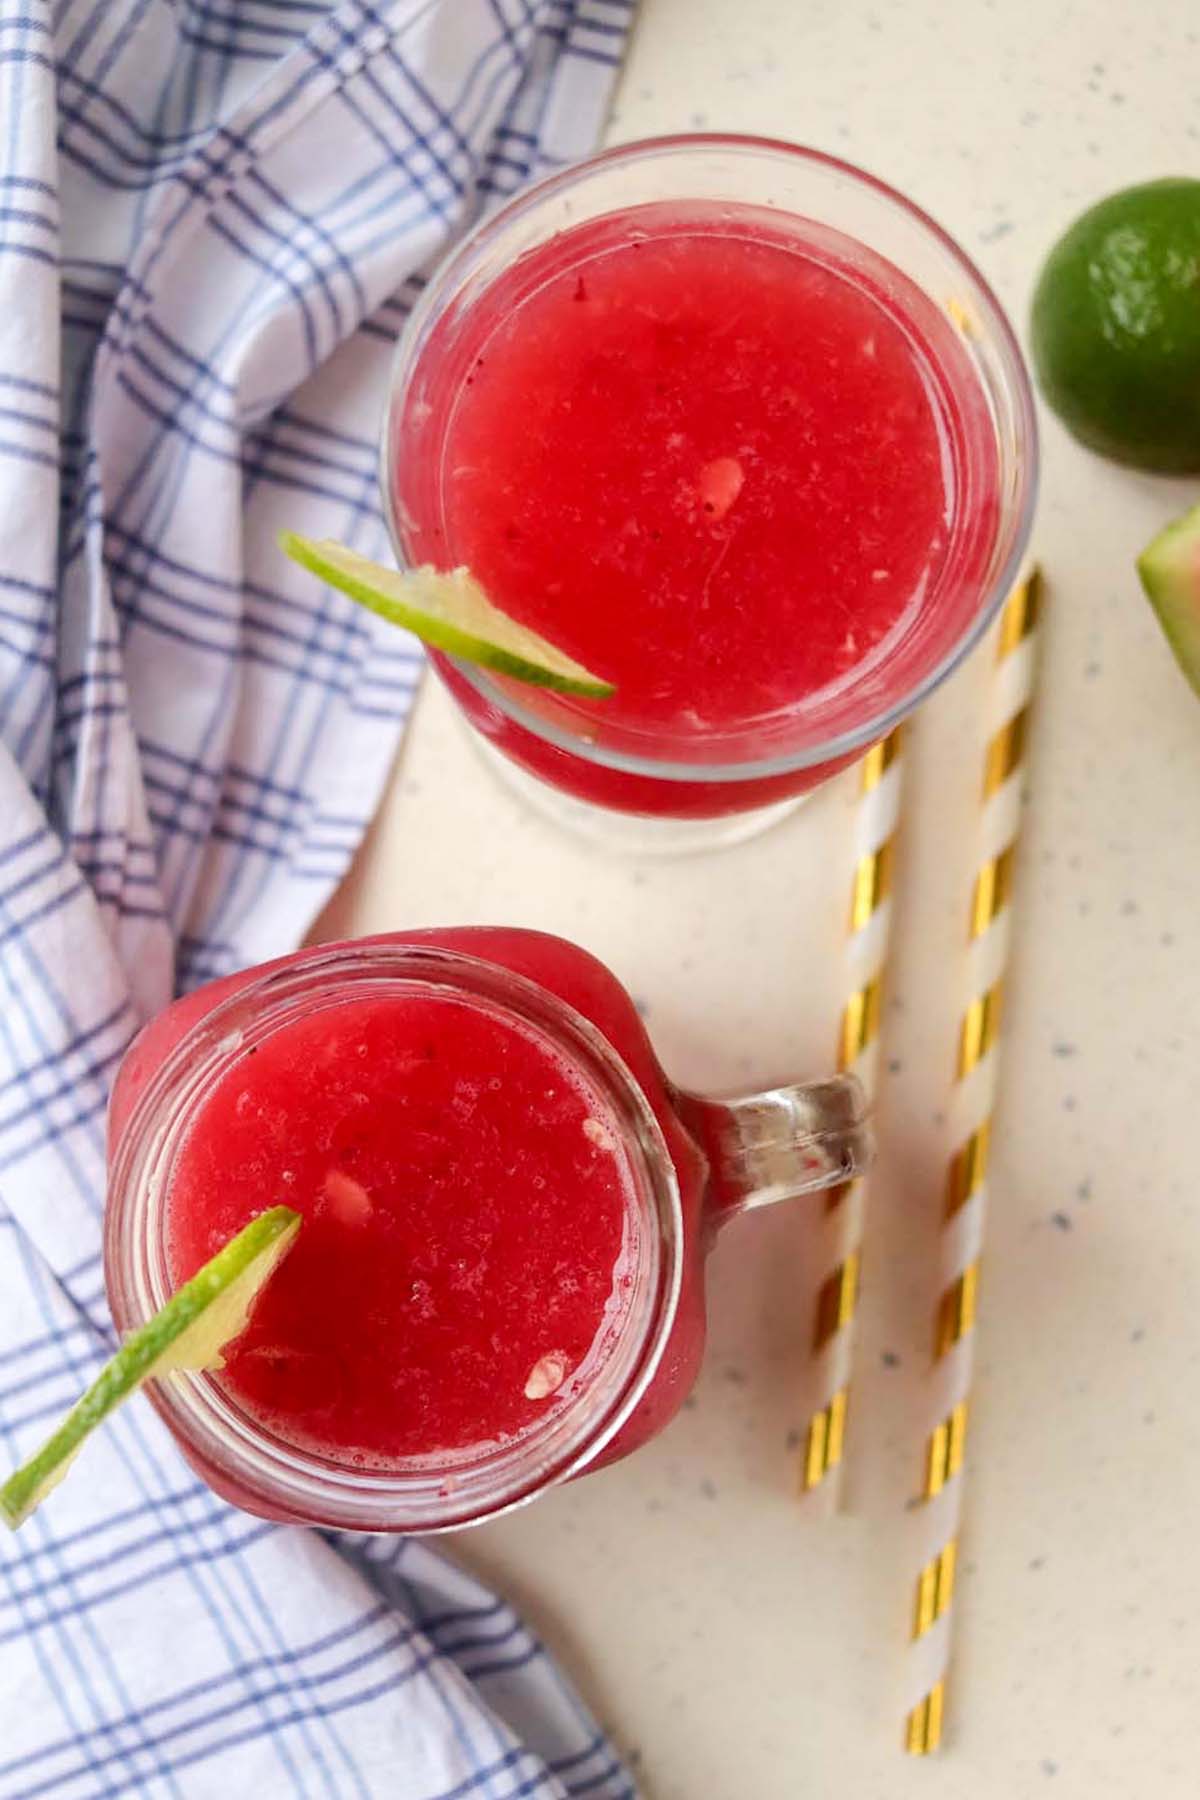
[802,726,904,1498]
[903,568,1043,1753]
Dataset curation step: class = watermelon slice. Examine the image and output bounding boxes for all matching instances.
[1137,502,1200,697]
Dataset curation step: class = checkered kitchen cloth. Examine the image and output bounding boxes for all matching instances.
[0,2,639,1795]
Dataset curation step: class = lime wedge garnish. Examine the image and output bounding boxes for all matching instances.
[0,1206,301,1529]
[279,531,616,699]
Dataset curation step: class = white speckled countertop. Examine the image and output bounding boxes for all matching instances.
[315,3,1200,1793]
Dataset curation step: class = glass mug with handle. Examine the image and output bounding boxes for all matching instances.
[105,928,871,1532]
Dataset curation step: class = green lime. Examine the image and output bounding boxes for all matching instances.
[0,1206,301,1529]
[1031,178,1200,472]
[1137,500,1200,697]
[279,533,616,700]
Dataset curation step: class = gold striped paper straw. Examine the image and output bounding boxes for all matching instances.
[801,726,903,1496]
[903,568,1043,1753]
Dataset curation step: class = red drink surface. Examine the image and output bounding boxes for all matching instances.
[399,203,1000,815]
[165,987,635,1466]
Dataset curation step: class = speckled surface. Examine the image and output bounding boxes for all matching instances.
[315,3,1200,1793]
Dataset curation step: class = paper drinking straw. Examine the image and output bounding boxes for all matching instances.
[802,726,904,1495]
[903,568,1043,1753]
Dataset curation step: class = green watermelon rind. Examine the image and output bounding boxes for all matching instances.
[1137,501,1200,699]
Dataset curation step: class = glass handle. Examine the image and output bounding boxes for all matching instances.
[672,1074,872,1228]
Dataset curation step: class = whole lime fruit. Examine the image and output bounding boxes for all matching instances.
[1030,178,1200,472]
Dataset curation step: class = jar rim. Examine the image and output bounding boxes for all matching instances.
[104,942,683,1532]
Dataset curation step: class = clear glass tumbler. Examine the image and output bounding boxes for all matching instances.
[382,134,1037,851]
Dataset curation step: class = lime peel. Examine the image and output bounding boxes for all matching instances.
[279,532,616,700]
[0,1206,301,1530]
[1031,178,1200,473]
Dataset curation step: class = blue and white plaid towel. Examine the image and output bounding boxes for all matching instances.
[0,3,638,1795]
